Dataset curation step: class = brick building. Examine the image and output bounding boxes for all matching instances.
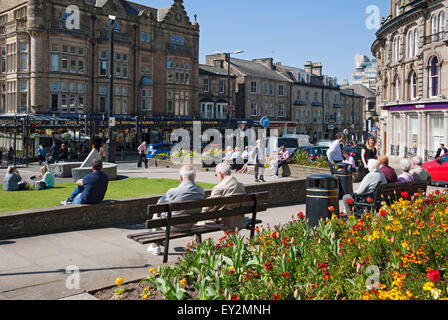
[0,0,200,155]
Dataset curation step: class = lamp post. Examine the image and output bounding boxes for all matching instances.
[107,15,116,163]
[217,50,243,126]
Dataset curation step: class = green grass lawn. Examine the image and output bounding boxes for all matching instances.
[0,178,215,213]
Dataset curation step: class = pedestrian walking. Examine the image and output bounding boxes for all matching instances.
[37,144,46,165]
[137,141,148,169]
[250,140,266,183]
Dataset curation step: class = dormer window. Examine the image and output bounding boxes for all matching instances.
[306,73,311,84]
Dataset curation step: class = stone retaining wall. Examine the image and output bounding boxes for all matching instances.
[0,179,306,240]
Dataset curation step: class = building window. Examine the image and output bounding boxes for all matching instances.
[394,76,400,101]
[141,88,153,111]
[269,83,274,96]
[314,92,319,103]
[278,85,285,96]
[219,80,225,94]
[203,78,209,92]
[432,15,438,42]
[50,82,86,114]
[414,29,419,56]
[440,11,446,36]
[264,83,269,96]
[410,72,417,100]
[167,90,174,114]
[141,32,150,43]
[306,73,311,84]
[270,104,275,117]
[19,42,27,71]
[1,47,5,74]
[429,56,439,98]
[306,91,310,103]
[408,30,414,58]
[432,115,445,151]
[278,104,285,118]
[250,81,258,94]
[250,103,258,116]
[19,81,27,111]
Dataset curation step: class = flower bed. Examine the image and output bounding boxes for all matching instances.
[98,189,448,300]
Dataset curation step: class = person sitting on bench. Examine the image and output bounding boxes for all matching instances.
[61,159,109,205]
[202,162,247,231]
[342,159,387,216]
[147,164,205,256]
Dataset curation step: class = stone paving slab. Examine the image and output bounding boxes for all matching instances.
[0,204,305,300]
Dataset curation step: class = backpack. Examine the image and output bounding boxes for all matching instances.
[34,181,47,190]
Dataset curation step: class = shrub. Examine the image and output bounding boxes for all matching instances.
[141,190,448,300]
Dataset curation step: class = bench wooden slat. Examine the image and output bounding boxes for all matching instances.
[147,192,269,214]
[129,218,264,245]
[145,204,267,229]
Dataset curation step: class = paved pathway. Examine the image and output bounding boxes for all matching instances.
[0,160,444,300]
[0,203,306,300]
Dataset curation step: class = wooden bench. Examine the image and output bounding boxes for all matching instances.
[127,191,269,263]
[353,181,428,217]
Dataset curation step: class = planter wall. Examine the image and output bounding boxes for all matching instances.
[0,179,307,240]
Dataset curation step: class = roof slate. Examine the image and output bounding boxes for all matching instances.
[230,58,291,82]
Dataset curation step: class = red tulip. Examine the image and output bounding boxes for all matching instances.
[379,209,387,217]
[366,197,373,203]
[401,192,409,199]
[297,212,304,220]
[347,198,354,205]
[427,270,440,283]
[328,206,335,212]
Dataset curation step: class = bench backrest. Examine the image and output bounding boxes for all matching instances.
[147,191,270,215]
[145,191,270,229]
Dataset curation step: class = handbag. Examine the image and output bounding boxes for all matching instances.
[34,181,47,190]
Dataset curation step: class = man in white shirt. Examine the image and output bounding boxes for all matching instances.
[327,132,345,173]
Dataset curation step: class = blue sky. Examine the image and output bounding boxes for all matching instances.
[139,0,390,82]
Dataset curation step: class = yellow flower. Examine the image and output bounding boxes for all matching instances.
[149,267,157,274]
[179,278,188,288]
[423,282,435,292]
[401,241,410,250]
[115,277,125,287]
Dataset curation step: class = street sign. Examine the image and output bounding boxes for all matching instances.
[109,117,116,127]
[260,117,270,128]
[343,129,349,136]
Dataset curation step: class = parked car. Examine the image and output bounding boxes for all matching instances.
[422,153,448,186]
[293,146,329,161]
[316,140,332,148]
[146,143,174,159]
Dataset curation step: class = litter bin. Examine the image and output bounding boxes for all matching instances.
[306,174,340,228]
[332,163,353,200]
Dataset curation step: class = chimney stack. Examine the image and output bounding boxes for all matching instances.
[312,62,322,76]
[304,61,313,74]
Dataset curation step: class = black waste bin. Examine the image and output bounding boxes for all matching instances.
[331,163,353,200]
[306,174,340,228]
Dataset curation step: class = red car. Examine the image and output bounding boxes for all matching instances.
[423,153,448,186]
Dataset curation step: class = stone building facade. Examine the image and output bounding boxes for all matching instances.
[205,54,296,136]
[0,0,200,152]
[372,0,448,160]
[275,61,364,142]
[198,64,236,120]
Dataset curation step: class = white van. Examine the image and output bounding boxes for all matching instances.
[263,135,311,155]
